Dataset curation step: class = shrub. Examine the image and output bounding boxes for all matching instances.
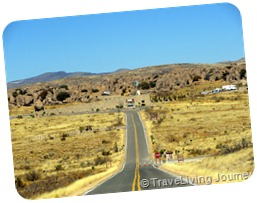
[17,115,23,119]
[92,89,99,93]
[81,89,88,93]
[222,71,230,80]
[59,85,68,90]
[60,133,69,141]
[79,126,85,133]
[150,135,155,143]
[225,65,232,69]
[12,91,18,98]
[160,149,166,156]
[139,81,150,90]
[15,177,25,188]
[94,156,107,165]
[102,139,110,144]
[216,138,252,155]
[149,81,156,88]
[102,150,112,156]
[57,92,70,102]
[240,69,246,79]
[55,164,63,171]
[60,137,66,141]
[80,162,87,168]
[14,88,27,95]
[26,171,40,182]
[116,104,123,109]
[192,75,202,82]
[114,142,119,152]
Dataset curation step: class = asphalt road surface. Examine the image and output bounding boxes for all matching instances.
[85,111,192,195]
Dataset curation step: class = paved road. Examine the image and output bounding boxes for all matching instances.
[85,111,192,195]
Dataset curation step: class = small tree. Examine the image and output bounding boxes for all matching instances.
[240,69,246,79]
[114,142,119,152]
[92,89,99,93]
[139,81,150,90]
[81,89,88,93]
[59,85,68,90]
[57,92,70,102]
[149,81,156,88]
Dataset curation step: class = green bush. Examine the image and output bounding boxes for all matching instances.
[57,92,70,102]
[139,81,150,90]
[59,85,68,90]
[92,89,99,93]
[114,142,118,153]
[55,164,63,171]
[15,177,25,188]
[240,69,246,79]
[26,171,40,181]
[94,156,107,165]
[81,89,88,93]
[12,91,18,98]
[79,126,85,133]
[149,81,156,88]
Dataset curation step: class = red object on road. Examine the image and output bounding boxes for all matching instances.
[154,152,160,159]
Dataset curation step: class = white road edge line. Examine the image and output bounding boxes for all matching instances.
[137,110,196,186]
[136,111,150,155]
[151,164,197,186]
[83,112,129,195]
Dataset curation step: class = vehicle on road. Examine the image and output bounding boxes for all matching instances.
[222,85,237,91]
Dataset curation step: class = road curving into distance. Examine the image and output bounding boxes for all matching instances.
[85,111,192,195]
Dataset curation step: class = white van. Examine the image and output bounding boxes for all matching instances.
[222,85,237,91]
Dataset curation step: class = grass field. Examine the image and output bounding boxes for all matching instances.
[10,112,126,199]
[160,147,254,185]
[140,84,254,181]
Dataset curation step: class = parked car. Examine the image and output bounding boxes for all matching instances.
[222,85,237,91]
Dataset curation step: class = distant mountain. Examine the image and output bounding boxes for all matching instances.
[7,68,132,89]
[217,57,245,64]
[112,68,130,73]
[7,71,96,89]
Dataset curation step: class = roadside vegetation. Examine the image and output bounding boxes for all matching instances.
[140,81,254,181]
[11,112,125,199]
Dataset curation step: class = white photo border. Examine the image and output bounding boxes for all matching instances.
[0,1,256,203]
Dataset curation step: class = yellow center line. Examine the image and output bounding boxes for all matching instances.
[131,114,141,191]
[137,166,141,191]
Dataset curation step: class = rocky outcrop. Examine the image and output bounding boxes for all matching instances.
[34,99,44,112]
[7,60,247,107]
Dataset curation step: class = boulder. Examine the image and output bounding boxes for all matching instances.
[24,96,33,106]
[16,95,25,107]
[34,99,44,111]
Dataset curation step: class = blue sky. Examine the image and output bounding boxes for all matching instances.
[3,3,245,82]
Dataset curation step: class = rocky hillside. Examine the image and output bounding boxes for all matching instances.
[7,59,247,108]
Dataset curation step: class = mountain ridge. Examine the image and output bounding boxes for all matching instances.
[7,69,131,89]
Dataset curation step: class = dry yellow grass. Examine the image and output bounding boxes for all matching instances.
[141,91,252,157]
[140,87,254,180]
[9,105,34,116]
[160,147,254,185]
[9,102,81,116]
[11,112,126,199]
[35,159,123,199]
